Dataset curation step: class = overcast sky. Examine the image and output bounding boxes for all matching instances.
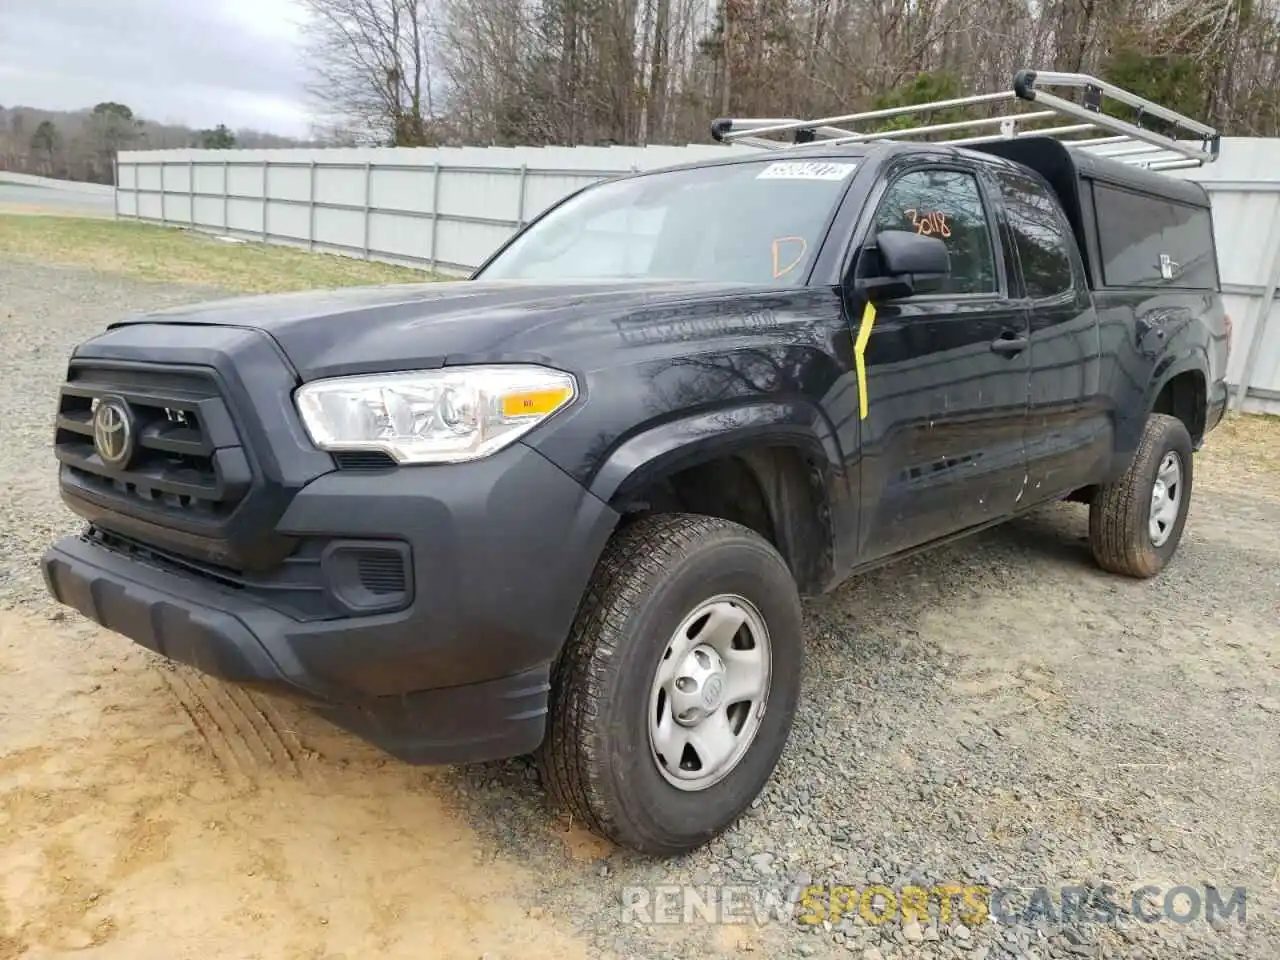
[1,0,315,136]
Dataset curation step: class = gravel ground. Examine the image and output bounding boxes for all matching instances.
[1,258,1277,959]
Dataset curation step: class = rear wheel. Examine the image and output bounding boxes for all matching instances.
[537,513,803,856]
[1088,413,1194,578]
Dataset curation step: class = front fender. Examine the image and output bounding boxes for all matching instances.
[586,399,843,504]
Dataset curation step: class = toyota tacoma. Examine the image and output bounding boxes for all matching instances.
[42,75,1230,856]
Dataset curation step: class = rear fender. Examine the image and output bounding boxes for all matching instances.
[1110,350,1209,477]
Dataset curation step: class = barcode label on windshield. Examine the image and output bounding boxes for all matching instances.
[756,161,857,181]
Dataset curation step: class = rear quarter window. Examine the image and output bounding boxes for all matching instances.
[1092,183,1219,290]
[994,168,1078,300]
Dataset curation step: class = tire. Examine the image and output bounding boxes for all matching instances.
[1088,413,1194,579]
[537,513,804,856]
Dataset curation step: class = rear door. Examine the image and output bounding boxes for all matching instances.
[988,165,1109,498]
[850,160,1032,562]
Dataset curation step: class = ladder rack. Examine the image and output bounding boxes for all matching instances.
[710,70,1220,172]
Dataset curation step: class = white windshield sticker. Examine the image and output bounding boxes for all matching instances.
[756,160,857,181]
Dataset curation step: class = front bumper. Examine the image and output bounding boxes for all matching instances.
[43,442,620,764]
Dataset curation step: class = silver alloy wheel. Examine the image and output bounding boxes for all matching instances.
[648,594,772,792]
[1149,451,1183,547]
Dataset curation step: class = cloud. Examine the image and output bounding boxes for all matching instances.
[0,0,315,136]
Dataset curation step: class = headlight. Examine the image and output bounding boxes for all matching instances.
[294,364,577,464]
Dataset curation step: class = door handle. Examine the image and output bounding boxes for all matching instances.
[990,334,1028,356]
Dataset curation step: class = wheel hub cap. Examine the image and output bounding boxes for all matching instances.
[648,595,772,792]
[670,645,728,724]
[1148,451,1183,547]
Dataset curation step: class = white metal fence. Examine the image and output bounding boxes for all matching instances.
[1178,142,1280,416]
[114,144,732,275]
[114,139,1280,414]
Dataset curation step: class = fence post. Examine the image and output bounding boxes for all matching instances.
[223,158,229,231]
[261,159,269,242]
[112,155,119,221]
[429,161,441,272]
[308,159,317,252]
[189,159,195,228]
[362,161,373,259]
[159,162,166,226]
[517,164,529,229]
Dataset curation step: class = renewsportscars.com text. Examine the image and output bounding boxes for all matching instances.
[619,883,1247,928]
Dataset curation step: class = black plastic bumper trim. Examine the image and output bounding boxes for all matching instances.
[42,533,554,764]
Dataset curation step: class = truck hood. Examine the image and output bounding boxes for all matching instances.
[108,278,768,380]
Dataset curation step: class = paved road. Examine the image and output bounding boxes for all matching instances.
[0,173,115,217]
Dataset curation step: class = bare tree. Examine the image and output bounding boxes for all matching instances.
[421,0,1280,146]
[299,0,442,145]
[11,0,1280,171]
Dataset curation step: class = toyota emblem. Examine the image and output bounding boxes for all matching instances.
[92,397,135,467]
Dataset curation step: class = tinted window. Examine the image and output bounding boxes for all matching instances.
[478,158,859,284]
[872,169,997,295]
[994,169,1076,298]
[1094,184,1219,289]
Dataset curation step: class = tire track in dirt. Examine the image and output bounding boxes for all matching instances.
[154,663,325,789]
[156,665,254,787]
[220,682,303,774]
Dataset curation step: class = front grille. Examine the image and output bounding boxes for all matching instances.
[55,364,251,522]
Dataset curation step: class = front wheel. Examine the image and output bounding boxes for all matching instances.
[1088,413,1194,578]
[537,513,804,856]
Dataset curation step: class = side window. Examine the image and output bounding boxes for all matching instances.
[995,169,1076,299]
[1093,184,1219,289]
[872,169,997,295]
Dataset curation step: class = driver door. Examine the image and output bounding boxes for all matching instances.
[849,161,1031,562]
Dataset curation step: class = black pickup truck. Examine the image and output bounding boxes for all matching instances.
[41,123,1229,856]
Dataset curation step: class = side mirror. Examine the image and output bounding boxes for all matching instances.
[854,229,950,300]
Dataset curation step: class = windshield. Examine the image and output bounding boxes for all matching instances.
[476,158,859,285]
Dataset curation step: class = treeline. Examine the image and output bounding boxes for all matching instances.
[0,103,318,185]
[10,0,1278,180]
[301,0,1280,147]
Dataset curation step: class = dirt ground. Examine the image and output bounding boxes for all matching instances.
[0,609,607,960]
[1,251,1278,960]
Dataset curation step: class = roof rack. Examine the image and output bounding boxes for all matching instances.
[710,69,1220,172]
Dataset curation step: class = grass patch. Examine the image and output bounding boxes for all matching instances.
[1203,411,1280,466]
[1198,411,1280,496]
[0,214,440,293]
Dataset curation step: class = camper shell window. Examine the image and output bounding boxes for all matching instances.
[970,137,1218,293]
